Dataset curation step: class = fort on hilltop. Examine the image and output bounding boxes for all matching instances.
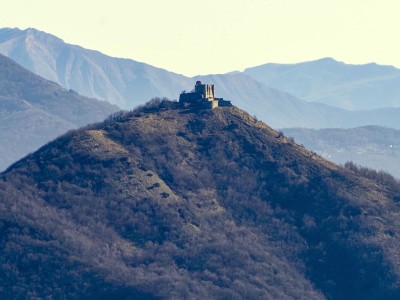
[179,81,232,109]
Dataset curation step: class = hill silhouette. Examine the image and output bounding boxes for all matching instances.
[1,101,400,299]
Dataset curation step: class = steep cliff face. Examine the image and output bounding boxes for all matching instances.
[1,102,400,299]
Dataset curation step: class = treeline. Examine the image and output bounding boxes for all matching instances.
[344,161,400,200]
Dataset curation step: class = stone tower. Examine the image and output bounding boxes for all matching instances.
[194,81,215,100]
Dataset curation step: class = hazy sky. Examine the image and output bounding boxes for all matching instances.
[1,0,400,76]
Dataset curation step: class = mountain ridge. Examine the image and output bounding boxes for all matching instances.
[4,27,400,130]
[0,27,190,108]
[243,57,400,110]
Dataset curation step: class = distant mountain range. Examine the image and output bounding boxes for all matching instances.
[2,102,400,298]
[0,53,118,171]
[283,126,400,178]
[243,57,400,110]
[2,28,400,130]
[0,28,185,108]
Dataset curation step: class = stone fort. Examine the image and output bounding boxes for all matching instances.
[179,81,231,109]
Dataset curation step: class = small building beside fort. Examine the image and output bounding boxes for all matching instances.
[179,81,232,109]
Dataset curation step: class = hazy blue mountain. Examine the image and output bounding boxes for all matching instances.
[283,126,400,178]
[2,28,400,130]
[0,27,335,127]
[0,27,191,109]
[0,54,119,171]
[0,27,326,126]
[243,57,400,110]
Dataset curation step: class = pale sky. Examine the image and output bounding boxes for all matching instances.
[1,0,400,76]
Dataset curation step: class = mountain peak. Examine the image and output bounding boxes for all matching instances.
[25,27,43,35]
[23,27,65,46]
[311,57,341,64]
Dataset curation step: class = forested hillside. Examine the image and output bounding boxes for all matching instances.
[1,101,400,299]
